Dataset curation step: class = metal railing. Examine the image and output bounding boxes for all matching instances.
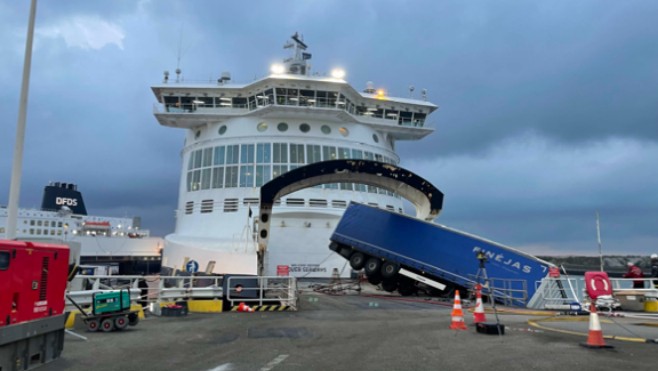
[467,274,529,307]
[68,274,298,312]
[225,276,298,310]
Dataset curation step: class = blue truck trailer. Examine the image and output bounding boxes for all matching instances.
[329,203,555,307]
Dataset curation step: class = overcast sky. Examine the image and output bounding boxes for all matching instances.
[1,0,657,256]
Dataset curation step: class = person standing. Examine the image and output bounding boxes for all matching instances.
[623,262,645,289]
[650,254,658,289]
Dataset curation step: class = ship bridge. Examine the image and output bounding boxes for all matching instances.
[257,160,443,251]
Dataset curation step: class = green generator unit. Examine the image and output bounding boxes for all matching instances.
[69,289,140,332]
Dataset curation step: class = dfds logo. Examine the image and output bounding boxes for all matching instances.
[55,197,78,207]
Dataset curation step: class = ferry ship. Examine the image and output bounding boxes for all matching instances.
[0,182,162,274]
[151,33,438,277]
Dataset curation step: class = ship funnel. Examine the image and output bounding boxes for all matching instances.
[41,182,88,216]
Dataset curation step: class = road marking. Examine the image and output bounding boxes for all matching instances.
[207,364,234,371]
[260,354,289,371]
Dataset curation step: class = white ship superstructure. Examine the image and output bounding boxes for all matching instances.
[0,182,162,273]
[152,34,437,277]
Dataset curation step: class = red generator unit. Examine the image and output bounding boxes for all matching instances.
[0,240,70,371]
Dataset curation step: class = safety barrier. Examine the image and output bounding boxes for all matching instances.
[226,276,298,311]
[530,275,658,312]
[466,274,529,307]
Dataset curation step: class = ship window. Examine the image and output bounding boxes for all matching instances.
[321,125,331,134]
[299,123,310,133]
[322,146,337,161]
[368,203,379,208]
[37,220,42,227]
[212,167,224,188]
[44,221,49,227]
[225,166,239,187]
[290,144,305,164]
[386,205,396,212]
[352,149,363,159]
[372,134,379,143]
[218,125,227,135]
[364,152,374,160]
[0,251,9,270]
[201,200,214,214]
[203,148,213,167]
[338,127,349,137]
[256,143,271,164]
[277,122,288,132]
[223,198,239,212]
[256,165,271,186]
[0,227,4,234]
[240,144,255,164]
[58,222,62,228]
[337,147,350,159]
[191,170,201,191]
[214,146,225,165]
[286,198,305,206]
[257,122,268,132]
[331,200,347,208]
[194,150,203,168]
[273,143,288,163]
[306,145,321,163]
[195,130,201,139]
[185,202,194,214]
[226,145,239,164]
[201,168,211,190]
[239,165,255,187]
[309,199,328,208]
[30,228,35,235]
[272,165,288,178]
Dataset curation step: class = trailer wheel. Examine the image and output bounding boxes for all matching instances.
[367,274,383,285]
[128,313,139,326]
[349,252,367,270]
[381,279,398,292]
[101,318,115,332]
[380,261,400,278]
[364,258,382,276]
[339,246,353,259]
[398,277,416,296]
[114,315,129,330]
[86,319,100,332]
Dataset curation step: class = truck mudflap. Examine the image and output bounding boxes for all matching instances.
[330,203,554,306]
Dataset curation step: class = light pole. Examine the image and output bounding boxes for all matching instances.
[6,0,37,239]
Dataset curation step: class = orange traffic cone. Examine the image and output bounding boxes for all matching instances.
[473,286,487,324]
[449,290,467,330]
[580,303,613,349]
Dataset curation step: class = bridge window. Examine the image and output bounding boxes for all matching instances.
[203,148,213,167]
[226,145,239,164]
[307,145,321,163]
[273,143,288,163]
[290,144,305,165]
[299,123,310,133]
[372,134,379,143]
[212,167,224,188]
[322,146,337,161]
[201,168,212,190]
[240,144,255,164]
[214,146,225,165]
[321,125,331,134]
[277,122,288,132]
[225,166,238,188]
[218,125,227,135]
[240,165,255,187]
[256,143,271,163]
[272,165,287,178]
